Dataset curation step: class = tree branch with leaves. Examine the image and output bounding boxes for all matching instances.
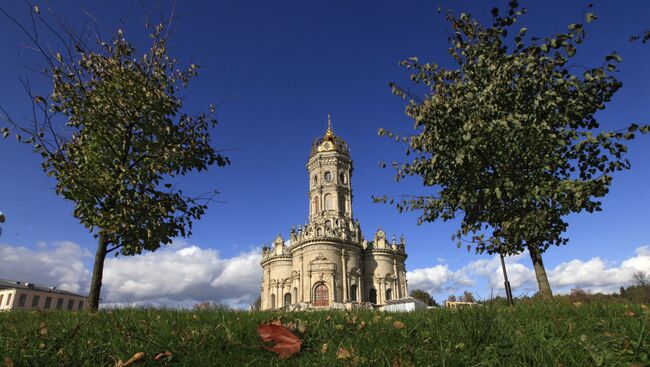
[377,1,648,299]
[1,5,229,310]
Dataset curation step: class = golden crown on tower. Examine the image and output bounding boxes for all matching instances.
[324,113,335,142]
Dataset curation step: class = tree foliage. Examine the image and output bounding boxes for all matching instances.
[378,1,648,298]
[1,7,228,309]
[409,289,439,307]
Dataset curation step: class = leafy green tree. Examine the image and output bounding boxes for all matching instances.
[1,9,228,310]
[409,289,439,307]
[378,1,648,299]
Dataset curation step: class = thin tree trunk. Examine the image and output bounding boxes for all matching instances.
[87,233,108,311]
[528,245,553,299]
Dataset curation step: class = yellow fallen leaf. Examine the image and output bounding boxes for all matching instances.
[321,343,328,353]
[337,347,352,359]
[4,357,14,367]
[39,321,48,336]
[624,309,635,317]
[122,352,145,367]
[393,321,406,329]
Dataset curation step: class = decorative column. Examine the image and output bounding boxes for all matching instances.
[358,273,363,303]
[393,259,400,299]
[378,279,383,305]
[330,271,335,304]
[300,254,305,302]
[341,249,348,302]
[308,270,313,303]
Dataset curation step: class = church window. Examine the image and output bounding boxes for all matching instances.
[386,288,392,301]
[284,293,291,307]
[324,193,334,210]
[339,172,346,184]
[271,294,276,309]
[369,288,377,304]
[324,171,332,182]
[317,227,323,236]
[313,283,329,306]
[325,220,331,229]
[350,284,358,302]
[313,175,318,186]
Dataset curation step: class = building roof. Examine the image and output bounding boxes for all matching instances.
[0,279,87,298]
[382,297,427,306]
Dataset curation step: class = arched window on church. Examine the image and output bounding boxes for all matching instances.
[324,193,334,210]
[284,293,291,307]
[312,196,320,214]
[350,284,358,302]
[317,227,322,236]
[271,294,276,309]
[385,288,392,301]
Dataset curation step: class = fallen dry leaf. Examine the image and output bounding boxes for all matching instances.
[154,351,172,361]
[297,321,307,334]
[321,343,329,353]
[624,309,635,317]
[336,347,352,359]
[393,321,406,329]
[3,357,14,367]
[257,324,302,359]
[39,321,48,336]
[122,352,145,367]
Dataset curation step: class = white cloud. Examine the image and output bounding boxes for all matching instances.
[547,245,650,293]
[2,240,648,308]
[0,241,91,294]
[407,246,650,299]
[0,241,262,309]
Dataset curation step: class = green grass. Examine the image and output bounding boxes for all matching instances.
[1,302,648,366]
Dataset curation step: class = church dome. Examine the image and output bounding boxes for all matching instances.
[309,114,349,157]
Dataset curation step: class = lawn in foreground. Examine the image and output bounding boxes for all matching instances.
[1,302,648,366]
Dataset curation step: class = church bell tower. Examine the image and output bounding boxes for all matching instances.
[307,114,353,223]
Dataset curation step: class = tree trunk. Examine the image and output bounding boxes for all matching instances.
[87,233,108,311]
[528,245,553,299]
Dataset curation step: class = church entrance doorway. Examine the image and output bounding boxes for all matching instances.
[369,288,377,304]
[313,283,329,306]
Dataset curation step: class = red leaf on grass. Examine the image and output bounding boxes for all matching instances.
[154,351,172,361]
[257,324,302,359]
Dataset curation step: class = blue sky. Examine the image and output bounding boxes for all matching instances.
[0,0,648,306]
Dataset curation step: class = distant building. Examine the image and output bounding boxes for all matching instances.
[381,297,428,312]
[445,301,479,309]
[0,279,88,312]
[260,117,409,310]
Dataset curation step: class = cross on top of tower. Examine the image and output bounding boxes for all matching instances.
[324,113,335,141]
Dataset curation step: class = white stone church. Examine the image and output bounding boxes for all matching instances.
[260,117,408,310]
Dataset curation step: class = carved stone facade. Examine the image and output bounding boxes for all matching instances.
[260,117,408,310]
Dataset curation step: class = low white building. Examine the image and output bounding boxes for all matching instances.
[380,297,428,312]
[0,279,88,312]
